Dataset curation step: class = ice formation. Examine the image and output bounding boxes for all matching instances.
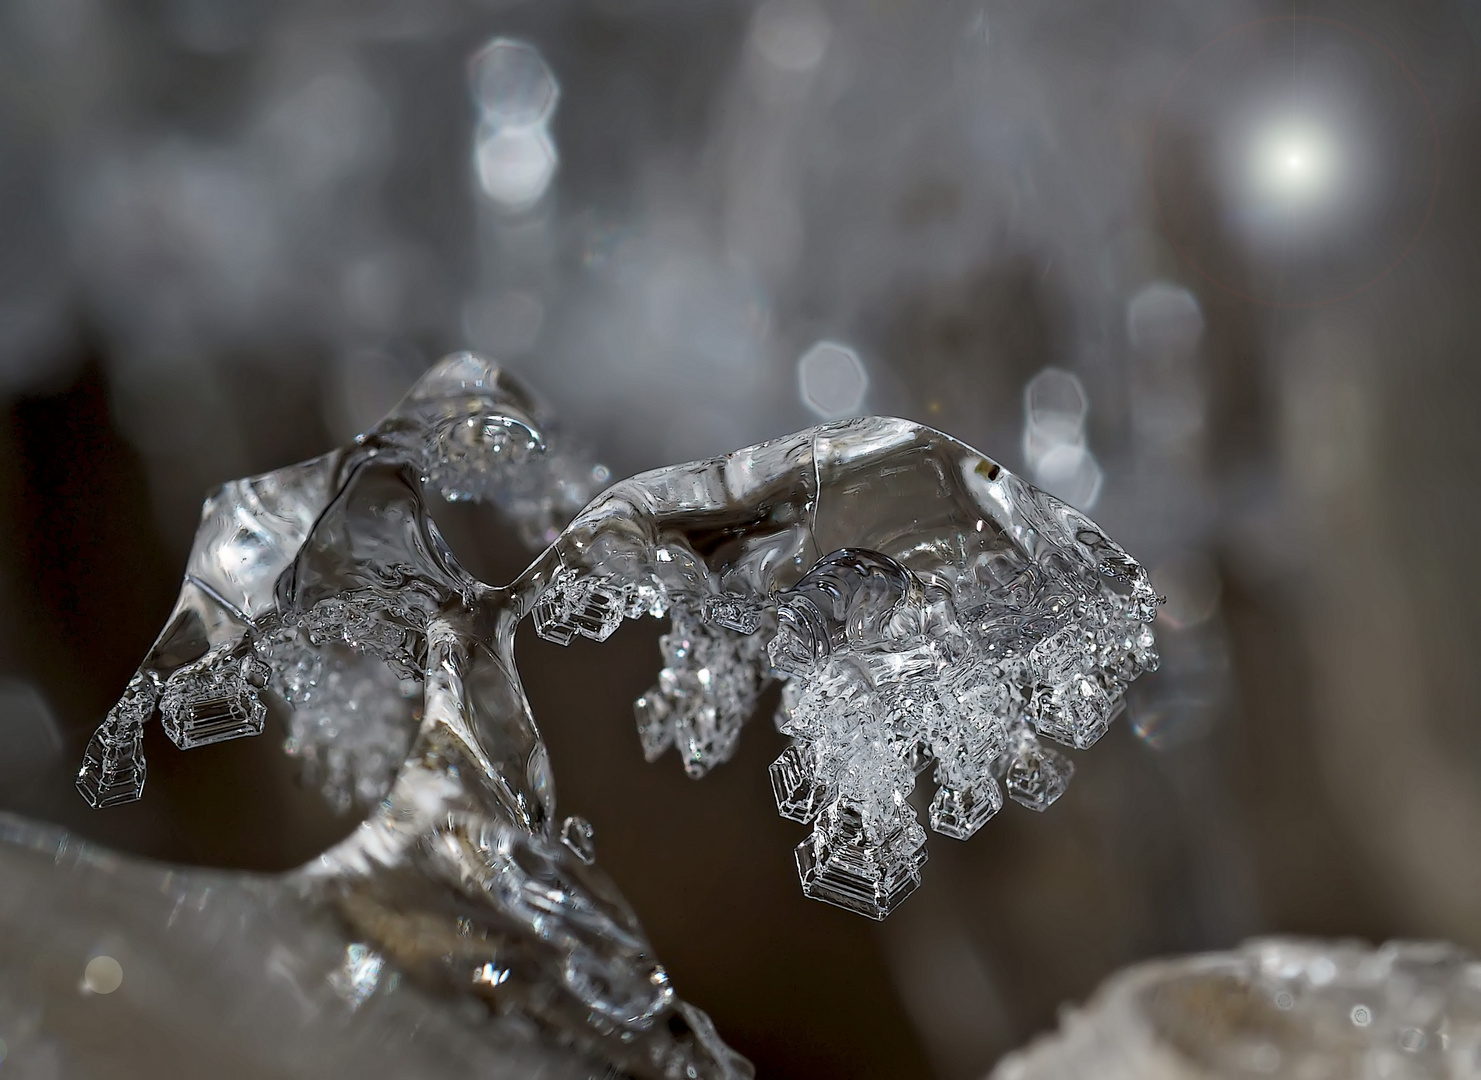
[76,352,1158,1071]
[993,938,1481,1080]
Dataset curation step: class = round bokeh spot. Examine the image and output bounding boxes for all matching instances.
[1150,16,1439,307]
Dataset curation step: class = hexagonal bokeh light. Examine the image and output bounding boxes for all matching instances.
[474,123,558,210]
[797,341,868,419]
[468,38,560,127]
[468,37,560,211]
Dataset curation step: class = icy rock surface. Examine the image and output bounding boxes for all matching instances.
[0,813,613,1080]
[993,938,1481,1080]
[76,352,1157,1069]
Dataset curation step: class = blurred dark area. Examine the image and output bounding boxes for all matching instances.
[2,1,1480,1077]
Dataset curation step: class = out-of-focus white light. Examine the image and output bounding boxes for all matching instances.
[1023,367,1087,464]
[1035,443,1103,509]
[1127,282,1203,358]
[468,38,560,211]
[1022,367,1102,509]
[751,0,831,73]
[468,38,559,127]
[1250,120,1338,203]
[474,122,557,210]
[83,955,123,994]
[798,341,867,418]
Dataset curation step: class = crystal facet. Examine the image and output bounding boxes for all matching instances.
[1002,730,1075,812]
[75,674,155,808]
[159,648,270,749]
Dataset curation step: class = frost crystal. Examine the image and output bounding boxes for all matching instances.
[632,608,771,777]
[159,648,270,749]
[76,351,1158,1074]
[76,674,154,808]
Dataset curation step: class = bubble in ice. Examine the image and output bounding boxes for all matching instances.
[797,341,868,418]
[474,123,558,210]
[468,38,560,128]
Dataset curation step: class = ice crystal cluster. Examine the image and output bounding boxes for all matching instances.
[994,938,1481,1080]
[763,536,1156,918]
[75,352,1157,1073]
[527,417,1159,919]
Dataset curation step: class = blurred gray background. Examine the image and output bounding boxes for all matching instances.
[0,0,1478,1077]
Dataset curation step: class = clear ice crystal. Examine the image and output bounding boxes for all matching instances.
[633,607,771,777]
[1001,728,1075,811]
[75,351,1158,1073]
[532,568,635,645]
[702,594,764,634]
[756,524,1153,914]
[795,801,929,921]
[159,647,270,749]
[276,643,419,814]
[76,674,154,808]
[769,741,832,824]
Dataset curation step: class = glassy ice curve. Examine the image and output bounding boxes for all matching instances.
[76,352,1158,1071]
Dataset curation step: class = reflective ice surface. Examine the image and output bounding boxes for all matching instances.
[994,938,1481,1080]
[74,353,1157,1065]
[0,813,607,1079]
